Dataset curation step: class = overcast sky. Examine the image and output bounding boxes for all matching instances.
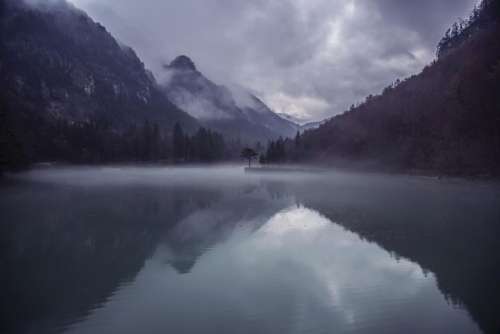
[69,0,477,123]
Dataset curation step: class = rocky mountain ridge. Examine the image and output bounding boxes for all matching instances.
[161,55,298,142]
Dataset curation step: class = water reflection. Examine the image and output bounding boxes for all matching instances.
[63,206,480,334]
[1,166,499,334]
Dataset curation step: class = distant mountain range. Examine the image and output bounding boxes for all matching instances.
[298,120,326,132]
[278,113,326,132]
[161,55,298,142]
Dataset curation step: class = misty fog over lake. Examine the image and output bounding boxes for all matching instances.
[1,166,499,334]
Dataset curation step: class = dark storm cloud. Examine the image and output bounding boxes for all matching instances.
[69,0,477,123]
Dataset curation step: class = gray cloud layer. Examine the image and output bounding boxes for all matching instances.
[69,0,476,123]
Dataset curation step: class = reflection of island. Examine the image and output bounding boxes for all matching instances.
[292,174,500,334]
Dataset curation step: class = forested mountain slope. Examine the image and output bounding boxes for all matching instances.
[0,0,198,167]
[297,0,500,176]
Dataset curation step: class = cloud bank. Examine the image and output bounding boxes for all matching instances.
[68,0,477,122]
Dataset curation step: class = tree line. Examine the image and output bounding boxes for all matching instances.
[172,123,226,162]
[0,102,230,172]
[257,132,308,164]
[437,0,499,57]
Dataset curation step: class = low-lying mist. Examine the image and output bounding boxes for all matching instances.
[5,164,329,188]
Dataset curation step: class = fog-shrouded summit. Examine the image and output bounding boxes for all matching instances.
[160,55,298,142]
[168,55,197,72]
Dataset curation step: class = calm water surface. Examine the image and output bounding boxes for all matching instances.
[1,166,499,334]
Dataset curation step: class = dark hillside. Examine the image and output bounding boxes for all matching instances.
[296,0,500,176]
[0,0,198,168]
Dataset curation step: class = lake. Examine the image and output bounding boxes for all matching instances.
[1,166,499,334]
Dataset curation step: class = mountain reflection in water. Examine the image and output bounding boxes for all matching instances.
[1,166,498,334]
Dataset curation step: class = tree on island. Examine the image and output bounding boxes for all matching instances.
[241,148,258,167]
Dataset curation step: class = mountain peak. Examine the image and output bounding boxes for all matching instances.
[168,55,197,71]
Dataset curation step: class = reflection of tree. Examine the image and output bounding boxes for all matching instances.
[263,181,293,200]
[294,177,500,334]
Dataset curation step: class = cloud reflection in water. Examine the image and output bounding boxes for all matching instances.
[64,206,480,334]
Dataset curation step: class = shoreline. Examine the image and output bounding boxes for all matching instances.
[2,161,498,182]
